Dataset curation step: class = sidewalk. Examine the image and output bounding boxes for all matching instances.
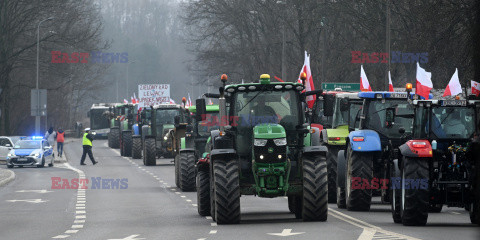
[0,168,15,187]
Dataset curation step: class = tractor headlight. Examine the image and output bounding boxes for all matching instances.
[273,138,287,146]
[164,136,168,141]
[254,139,268,147]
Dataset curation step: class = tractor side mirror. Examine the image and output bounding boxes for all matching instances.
[196,98,207,121]
[323,94,335,117]
[385,107,396,128]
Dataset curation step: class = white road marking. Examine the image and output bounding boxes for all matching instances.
[71,225,83,229]
[76,204,85,207]
[77,200,86,203]
[16,189,53,193]
[181,195,186,198]
[211,223,217,227]
[197,238,206,240]
[76,207,85,210]
[209,230,217,234]
[206,216,212,220]
[175,192,181,194]
[192,204,198,207]
[76,210,86,214]
[267,229,305,237]
[65,230,79,234]
[451,212,461,215]
[74,220,85,224]
[52,235,69,239]
[108,234,146,240]
[6,199,48,203]
[357,228,376,240]
[186,199,192,202]
[75,215,86,219]
[153,175,158,178]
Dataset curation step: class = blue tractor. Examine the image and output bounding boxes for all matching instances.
[337,91,430,211]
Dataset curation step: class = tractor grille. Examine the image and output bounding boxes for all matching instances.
[254,140,286,164]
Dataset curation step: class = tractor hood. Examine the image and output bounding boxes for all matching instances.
[253,124,286,139]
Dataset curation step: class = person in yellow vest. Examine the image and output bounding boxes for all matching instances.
[80,128,97,165]
[56,128,65,157]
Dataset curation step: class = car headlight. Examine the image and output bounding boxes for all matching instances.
[30,153,41,158]
[7,153,15,157]
[254,139,268,146]
[273,138,287,146]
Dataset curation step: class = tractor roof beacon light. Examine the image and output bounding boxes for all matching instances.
[182,97,187,107]
[300,72,307,86]
[260,74,271,84]
[406,83,413,99]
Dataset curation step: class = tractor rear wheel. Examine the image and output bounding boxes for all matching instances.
[143,138,156,166]
[302,153,328,221]
[346,145,373,211]
[336,150,347,209]
[132,136,142,159]
[400,156,429,226]
[175,155,180,188]
[122,131,133,157]
[327,146,340,203]
[213,159,240,224]
[390,159,401,223]
[197,170,211,216]
[109,128,120,149]
[180,152,196,191]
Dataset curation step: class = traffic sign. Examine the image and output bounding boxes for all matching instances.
[31,89,47,116]
[322,83,360,91]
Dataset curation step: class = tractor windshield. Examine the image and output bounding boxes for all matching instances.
[429,107,475,139]
[197,112,220,137]
[89,108,109,130]
[155,109,180,125]
[332,98,362,129]
[364,99,414,138]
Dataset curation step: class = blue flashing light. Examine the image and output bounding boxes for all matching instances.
[358,91,433,100]
[31,136,44,140]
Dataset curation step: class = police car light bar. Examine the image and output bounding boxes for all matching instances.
[31,136,43,140]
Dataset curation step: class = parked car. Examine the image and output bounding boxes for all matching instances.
[0,136,23,164]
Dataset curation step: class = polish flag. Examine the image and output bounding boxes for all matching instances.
[360,65,372,92]
[133,93,138,104]
[123,99,128,104]
[169,98,176,104]
[416,63,433,100]
[388,71,394,92]
[472,81,480,97]
[208,99,214,105]
[443,68,462,97]
[187,93,192,107]
[297,51,315,108]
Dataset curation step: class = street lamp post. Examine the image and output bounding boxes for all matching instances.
[35,17,54,136]
[126,60,137,99]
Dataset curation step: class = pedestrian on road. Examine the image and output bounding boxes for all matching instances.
[57,128,65,157]
[45,127,56,154]
[80,128,97,165]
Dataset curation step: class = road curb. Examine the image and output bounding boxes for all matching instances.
[0,169,15,187]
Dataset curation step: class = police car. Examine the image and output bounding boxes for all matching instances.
[6,136,54,168]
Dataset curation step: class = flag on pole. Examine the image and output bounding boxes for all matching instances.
[416,62,433,100]
[169,98,176,104]
[472,80,480,97]
[187,93,192,107]
[443,68,462,97]
[388,71,394,92]
[133,93,138,104]
[297,51,315,108]
[208,99,213,105]
[360,65,372,92]
[123,99,128,104]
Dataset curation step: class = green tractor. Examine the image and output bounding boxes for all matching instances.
[318,93,362,205]
[142,104,188,166]
[131,107,152,159]
[195,74,328,224]
[118,103,137,157]
[175,103,219,191]
[107,103,127,149]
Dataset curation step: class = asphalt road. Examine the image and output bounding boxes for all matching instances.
[0,139,478,240]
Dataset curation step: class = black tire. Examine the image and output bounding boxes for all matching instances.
[288,196,295,213]
[337,150,347,209]
[292,196,303,219]
[175,155,181,188]
[470,202,478,224]
[197,170,211,216]
[144,138,156,166]
[37,158,45,168]
[180,152,196,191]
[400,156,429,226]
[390,159,401,223]
[7,165,13,168]
[122,131,133,157]
[108,129,113,148]
[429,204,443,213]
[302,153,328,221]
[132,137,142,159]
[213,159,240,224]
[327,146,340,203]
[48,161,53,167]
[110,127,120,149]
[346,145,373,211]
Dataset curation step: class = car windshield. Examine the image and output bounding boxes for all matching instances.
[15,140,41,149]
[90,108,110,130]
[156,109,180,125]
[429,107,476,139]
[197,112,220,137]
[364,99,414,138]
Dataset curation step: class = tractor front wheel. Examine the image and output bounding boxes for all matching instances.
[109,128,120,149]
[336,150,347,209]
[327,146,340,203]
[400,156,429,226]
[180,152,196,191]
[302,153,328,221]
[213,159,240,224]
[143,138,156,166]
[390,159,401,223]
[197,170,210,216]
[122,131,133,157]
[132,136,142,159]
[346,145,373,211]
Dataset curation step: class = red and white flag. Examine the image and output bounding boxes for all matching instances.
[208,99,213,105]
[297,51,315,108]
[472,80,480,97]
[186,93,192,107]
[123,99,128,104]
[416,62,433,100]
[388,71,394,92]
[169,98,176,104]
[133,93,138,104]
[360,65,372,92]
[443,68,462,97]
